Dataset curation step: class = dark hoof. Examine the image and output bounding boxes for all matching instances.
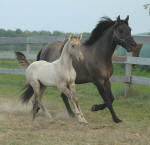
[91,104,106,111]
[68,112,75,118]
[91,104,99,111]
[114,118,122,123]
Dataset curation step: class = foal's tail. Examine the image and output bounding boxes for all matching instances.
[20,84,34,103]
[15,51,30,68]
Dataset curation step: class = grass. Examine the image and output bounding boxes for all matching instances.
[0,73,150,144]
[1,58,150,144]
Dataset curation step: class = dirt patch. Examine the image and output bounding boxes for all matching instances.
[0,99,31,113]
[0,96,150,145]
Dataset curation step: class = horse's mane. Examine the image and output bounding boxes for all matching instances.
[84,17,125,46]
[84,17,114,46]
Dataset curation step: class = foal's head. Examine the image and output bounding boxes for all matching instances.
[67,34,84,61]
[113,15,137,52]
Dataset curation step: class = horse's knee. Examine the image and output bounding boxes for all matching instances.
[110,95,114,103]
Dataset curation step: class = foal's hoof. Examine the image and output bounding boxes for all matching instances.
[114,118,122,123]
[79,121,88,126]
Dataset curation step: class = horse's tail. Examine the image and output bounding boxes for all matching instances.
[36,48,42,61]
[20,84,34,103]
[15,51,30,68]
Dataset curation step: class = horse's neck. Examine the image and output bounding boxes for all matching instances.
[96,26,117,59]
[59,42,73,70]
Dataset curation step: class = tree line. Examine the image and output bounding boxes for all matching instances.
[0,28,90,37]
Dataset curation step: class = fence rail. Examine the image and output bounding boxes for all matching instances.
[0,35,150,96]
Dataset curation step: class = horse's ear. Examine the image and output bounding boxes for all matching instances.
[79,34,82,40]
[114,15,120,27]
[117,15,121,24]
[125,15,129,24]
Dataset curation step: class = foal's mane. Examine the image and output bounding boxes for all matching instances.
[84,17,125,46]
[60,38,69,53]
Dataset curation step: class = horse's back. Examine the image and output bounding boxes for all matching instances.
[40,41,63,62]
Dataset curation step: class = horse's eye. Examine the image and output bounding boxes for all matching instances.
[72,44,75,48]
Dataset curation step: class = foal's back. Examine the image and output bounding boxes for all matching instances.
[26,60,61,87]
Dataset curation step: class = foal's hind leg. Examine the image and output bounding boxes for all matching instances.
[31,80,41,121]
[38,85,53,122]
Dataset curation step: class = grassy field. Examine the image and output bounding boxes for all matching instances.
[0,59,150,145]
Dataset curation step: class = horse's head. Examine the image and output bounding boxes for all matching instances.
[68,34,84,61]
[113,15,137,52]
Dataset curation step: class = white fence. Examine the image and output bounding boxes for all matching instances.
[0,35,150,96]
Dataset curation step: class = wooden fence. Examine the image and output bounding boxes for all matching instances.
[0,35,150,96]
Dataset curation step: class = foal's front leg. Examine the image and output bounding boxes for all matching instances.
[69,83,88,125]
[59,84,88,125]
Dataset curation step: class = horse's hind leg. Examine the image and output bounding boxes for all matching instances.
[61,93,75,117]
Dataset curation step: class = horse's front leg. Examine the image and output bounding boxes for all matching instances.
[91,80,114,111]
[92,79,122,123]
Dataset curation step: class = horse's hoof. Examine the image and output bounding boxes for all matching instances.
[69,112,75,118]
[91,104,106,111]
[91,104,99,111]
[114,118,122,123]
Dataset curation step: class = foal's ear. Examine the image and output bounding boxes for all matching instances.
[125,15,129,24]
[68,34,72,40]
[79,34,82,40]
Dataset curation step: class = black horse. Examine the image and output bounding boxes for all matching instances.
[16,16,137,123]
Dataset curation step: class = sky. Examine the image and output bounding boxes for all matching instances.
[0,0,149,34]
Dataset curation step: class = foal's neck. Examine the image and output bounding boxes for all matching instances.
[59,41,73,70]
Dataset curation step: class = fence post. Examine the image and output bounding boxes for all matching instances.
[26,44,32,54]
[124,52,132,96]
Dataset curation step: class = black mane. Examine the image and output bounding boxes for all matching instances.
[84,17,115,46]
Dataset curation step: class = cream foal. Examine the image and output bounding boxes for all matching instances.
[20,35,88,125]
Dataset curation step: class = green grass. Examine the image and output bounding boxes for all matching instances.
[1,59,150,144]
[0,73,150,144]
